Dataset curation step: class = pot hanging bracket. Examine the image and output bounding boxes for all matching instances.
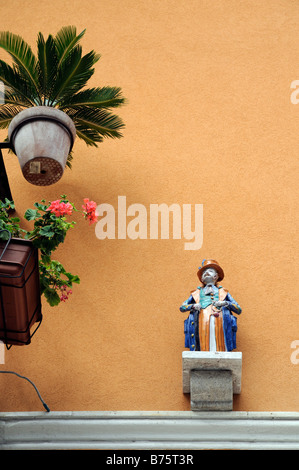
[0,142,14,207]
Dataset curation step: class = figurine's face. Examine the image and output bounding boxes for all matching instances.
[201,267,219,285]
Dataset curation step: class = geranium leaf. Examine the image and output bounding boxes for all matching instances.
[39,225,55,237]
[24,208,41,221]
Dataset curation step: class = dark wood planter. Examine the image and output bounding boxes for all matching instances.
[0,234,42,348]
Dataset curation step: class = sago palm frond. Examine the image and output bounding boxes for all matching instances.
[0,104,24,129]
[69,107,125,140]
[37,33,58,104]
[75,127,104,146]
[4,88,33,108]
[0,60,37,106]
[58,86,126,110]
[0,31,41,103]
[48,47,100,106]
[55,26,87,68]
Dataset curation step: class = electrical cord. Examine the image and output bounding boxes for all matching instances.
[0,370,50,412]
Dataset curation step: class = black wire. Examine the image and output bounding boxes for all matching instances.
[0,370,50,412]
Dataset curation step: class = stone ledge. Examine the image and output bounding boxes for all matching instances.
[182,351,242,394]
[1,411,299,450]
[182,351,242,411]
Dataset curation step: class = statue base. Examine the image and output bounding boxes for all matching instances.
[182,351,242,411]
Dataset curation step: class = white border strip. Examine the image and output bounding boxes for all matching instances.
[0,342,4,365]
[1,411,299,450]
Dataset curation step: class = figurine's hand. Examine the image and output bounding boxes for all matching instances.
[213,301,228,308]
[192,303,201,311]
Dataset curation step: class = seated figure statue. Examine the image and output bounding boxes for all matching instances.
[180,259,242,352]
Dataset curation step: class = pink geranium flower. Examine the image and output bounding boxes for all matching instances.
[47,200,73,217]
[59,285,72,302]
[82,198,98,225]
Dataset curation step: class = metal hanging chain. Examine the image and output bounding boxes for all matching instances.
[0,370,50,412]
[0,230,12,261]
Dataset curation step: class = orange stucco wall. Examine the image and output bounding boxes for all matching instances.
[0,0,298,412]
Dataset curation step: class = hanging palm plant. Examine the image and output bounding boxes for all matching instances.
[0,26,125,185]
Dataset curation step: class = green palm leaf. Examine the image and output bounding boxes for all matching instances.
[4,88,32,107]
[68,107,124,140]
[0,60,36,106]
[75,127,103,146]
[49,47,100,105]
[0,104,24,129]
[59,86,125,110]
[37,33,58,104]
[55,26,87,68]
[66,151,73,169]
[0,31,41,104]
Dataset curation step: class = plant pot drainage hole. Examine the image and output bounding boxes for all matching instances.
[24,157,63,186]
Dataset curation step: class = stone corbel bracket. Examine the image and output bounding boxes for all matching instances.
[182,351,242,411]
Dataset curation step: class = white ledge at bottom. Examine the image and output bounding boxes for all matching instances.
[1,411,299,450]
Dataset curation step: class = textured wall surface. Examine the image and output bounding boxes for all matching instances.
[0,0,298,412]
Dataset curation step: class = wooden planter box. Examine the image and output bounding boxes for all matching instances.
[0,236,42,348]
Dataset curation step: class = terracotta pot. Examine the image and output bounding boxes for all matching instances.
[8,106,76,186]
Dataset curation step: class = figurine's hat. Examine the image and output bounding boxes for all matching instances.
[197,259,224,282]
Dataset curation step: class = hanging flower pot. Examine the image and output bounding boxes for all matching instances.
[8,106,76,186]
[0,26,125,186]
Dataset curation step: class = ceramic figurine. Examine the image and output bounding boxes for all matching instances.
[180,259,242,352]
